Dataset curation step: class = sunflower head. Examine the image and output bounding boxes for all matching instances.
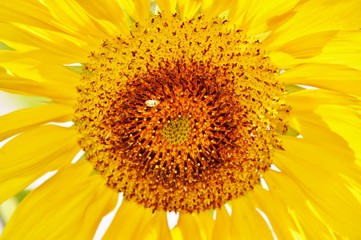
[74,13,289,212]
[2,0,361,239]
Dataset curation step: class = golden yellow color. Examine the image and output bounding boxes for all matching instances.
[74,14,288,213]
[0,0,361,239]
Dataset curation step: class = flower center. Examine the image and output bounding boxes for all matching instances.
[161,117,191,145]
[74,13,289,213]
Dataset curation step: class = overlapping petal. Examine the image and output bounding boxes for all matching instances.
[0,103,72,141]
[280,64,361,96]
[230,198,274,239]
[0,73,77,104]
[0,161,118,239]
[104,201,173,240]
[265,0,361,49]
[0,125,79,203]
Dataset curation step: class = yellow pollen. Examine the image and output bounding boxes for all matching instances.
[161,117,191,144]
[74,13,289,213]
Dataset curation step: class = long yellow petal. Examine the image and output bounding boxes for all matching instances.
[0,52,80,83]
[265,0,361,50]
[287,90,360,130]
[265,170,340,239]
[275,134,361,237]
[1,161,118,239]
[272,30,337,58]
[276,91,361,237]
[193,211,215,240]
[134,211,172,240]
[103,200,153,240]
[0,0,127,63]
[118,0,151,23]
[270,30,361,70]
[77,181,118,238]
[288,89,360,169]
[314,105,361,166]
[0,125,79,203]
[287,89,360,132]
[73,0,129,34]
[229,0,302,36]
[0,0,58,31]
[201,0,238,20]
[281,64,361,96]
[172,213,203,240]
[0,23,89,63]
[156,0,177,13]
[212,207,231,240]
[0,104,72,141]
[0,74,77,104]
[230,198,274,239]
[249,185,299,239]
[310,30,361,71]
[42,0,116,37]
[177,0,202,19]
[1,0,114,40]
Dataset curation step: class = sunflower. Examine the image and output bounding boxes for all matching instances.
[1,0,361,239]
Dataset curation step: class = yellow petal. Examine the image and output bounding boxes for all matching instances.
[0,125,79,203]
[177,0,202,19]
[281,64,361,96]
[270,30,361,70]
[265,0,361,50]
[0,1,126,63]
[275,134,361,237]
[249,185,299,239]
[0,104,72,141]
[0,22,89,63]
[156,0,177,13]
[287,89,360,136]
[212,207,231,240]
[118,0,151,23]
[310,30,361,71]
[172,213,203,240]
[230,198,274,239]
[288,89,360,170]
[0,52,43,82]
[1,161,118,239]
[193,211,215,240]
[103,200,153,240]
[73,0,129,34]
[0,90,46,116]
[314,104,361,166]
[0,74,77,104]
[0,52,80,83]
[42,0,116,37]
[229,0,302,36]
[272,30,338,58]
[78,182,118,238]
[135,211,172,240]
[265,170,341,239]
[288,89,359,113]
[0,0,59,31]
[201,0,238,20]
[275,138,361,239]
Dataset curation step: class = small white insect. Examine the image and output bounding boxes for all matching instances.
[145,99,160,107]
[105,132,111,139]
